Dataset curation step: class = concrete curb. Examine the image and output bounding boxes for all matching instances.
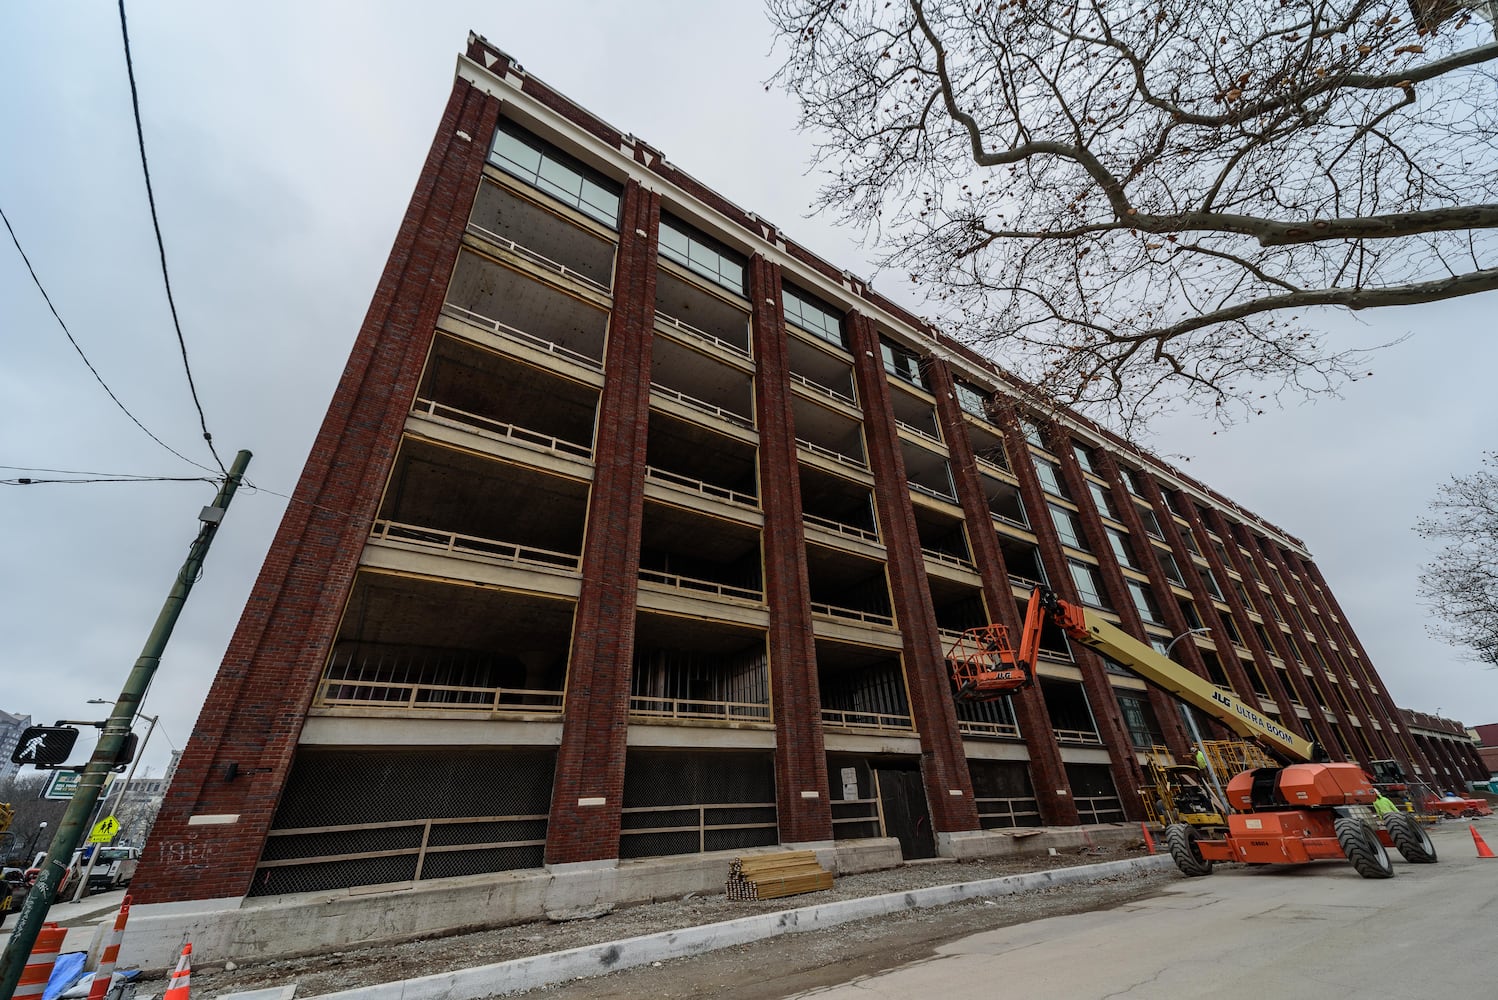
[311,854,1177,1000]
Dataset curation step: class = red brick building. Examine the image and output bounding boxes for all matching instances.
[133,35,1451,905]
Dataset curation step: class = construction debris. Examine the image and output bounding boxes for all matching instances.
[726,851,833,901]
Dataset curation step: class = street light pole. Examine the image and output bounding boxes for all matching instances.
[0,449,250,999]
[1162,628,1229,811]
[70,709,158,902]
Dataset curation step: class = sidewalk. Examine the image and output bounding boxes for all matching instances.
[0,888,130,952]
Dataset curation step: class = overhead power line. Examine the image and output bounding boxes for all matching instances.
[117,0,228,477]
[1,205,213,472]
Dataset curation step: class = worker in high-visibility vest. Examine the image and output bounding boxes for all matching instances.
[1194,746,1209,772]
[1371,791,1398,816]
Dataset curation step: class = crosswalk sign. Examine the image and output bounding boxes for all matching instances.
[88,815,121,844]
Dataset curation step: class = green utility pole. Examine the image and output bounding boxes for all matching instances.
[0,450,251,998]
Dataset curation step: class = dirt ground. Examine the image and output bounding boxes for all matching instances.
[187,843,1167,999]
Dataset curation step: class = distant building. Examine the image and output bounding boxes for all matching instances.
[1473,723,1498,777]
[1400,710,1487,789]
[0,710,33,784]
[138,33,1459,907]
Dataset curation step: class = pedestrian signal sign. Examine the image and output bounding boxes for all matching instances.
[10,725,79,767]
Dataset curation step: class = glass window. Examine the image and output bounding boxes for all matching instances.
[1033,457,1067,497]
[488,120,621,228]
[955,380,990,419]
[879,338,925,388]
[1156,548,1185,586]
[1121,468,1145,496]
[1201,566,1224,600]
[1020,419,1045,447]
[1117,693,1163,749]
[1220,614,1244,646]
[1068,560,1107,609]
[1127,580,1163,625]
[1105,528,1135,568]
[783,284,844,349]
[1072,442,1095,473]
[1087,481,1115,519]
[1136,503,1164,538]
[659,215,746,295]
[1179,599,1203,629]
[1180,526,1202,555]
[1050,504,1085,549]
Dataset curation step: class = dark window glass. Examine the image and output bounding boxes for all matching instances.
[488,121,621,228]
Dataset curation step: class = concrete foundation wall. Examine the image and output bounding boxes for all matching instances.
[113,839,903,971]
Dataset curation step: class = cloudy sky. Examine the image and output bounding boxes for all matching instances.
[3,1,1495,780]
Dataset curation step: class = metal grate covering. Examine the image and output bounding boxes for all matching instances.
[620,750,777,859]
[1064,763,1126,824]
[251,746,555,896]
[968,759,1042,828]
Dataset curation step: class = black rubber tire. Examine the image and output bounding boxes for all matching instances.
[1166,823,1213,877]
[1335,816,1395,879]
[1384,812,1438,863]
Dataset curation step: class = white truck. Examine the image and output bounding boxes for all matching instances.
[84,846,140,892]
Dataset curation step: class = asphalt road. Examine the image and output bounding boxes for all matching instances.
[786,822,1496,999]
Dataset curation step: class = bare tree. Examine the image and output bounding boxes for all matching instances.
[1418,453,1498,668]
[768,0,1498,426]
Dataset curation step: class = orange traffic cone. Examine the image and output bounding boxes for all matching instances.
[1471,824,1495,859]
[15,923,67,1000]
[1141,823,1157,855]
[163,942,192,1000]
[87,895,132,1000]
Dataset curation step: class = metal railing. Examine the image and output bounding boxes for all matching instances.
[803,512,879,544]
[619,802,778,855]
[314,678,565,714]
[895,419,943,446]
[1007,573,1047,591]
[975,796,1042,827]
[922,547,975,570]
[1054,728,1104,746]
[257,812,549,881]
[992,511,1030,530]
[410,398,592,460]
[645,465,757,507]
[796,437,868,471]
[654,310,752,361]
[369,520,582,571]
[789,370,857,407]
[650,382,755,429]
[830,797,881,830]
[638,567,763,603]
[973,449,1011,474]
[627,696,771,723]
[957,719,1023,740]
[439,303,602,371]
[465,221,611,293]
[811,603,895,627]
[909,481,958,503]
[1074,795,1126,824]
[821,708,915,733]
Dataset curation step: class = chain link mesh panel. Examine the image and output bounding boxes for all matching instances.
[968,759,1042,828]
[1064,763,1125,823]
[619,750,776,859]
[251,746,555,896]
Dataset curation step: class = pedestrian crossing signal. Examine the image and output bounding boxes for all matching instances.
[10,725,79,767]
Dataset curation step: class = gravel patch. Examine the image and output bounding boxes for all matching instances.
[185,843,1160,998]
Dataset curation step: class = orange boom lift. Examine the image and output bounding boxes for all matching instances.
[945,587,1438,879]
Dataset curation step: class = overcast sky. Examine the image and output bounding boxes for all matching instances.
[3,1,1496,780]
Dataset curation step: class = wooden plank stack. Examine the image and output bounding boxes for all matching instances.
[725,850,834,901]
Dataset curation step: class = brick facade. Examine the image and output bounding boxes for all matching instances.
[134,79,500,903]
[543,180,660,864]
[749,255,835,843]
[135,36,1442,904]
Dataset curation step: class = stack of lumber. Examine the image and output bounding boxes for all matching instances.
[725,850,834,901]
